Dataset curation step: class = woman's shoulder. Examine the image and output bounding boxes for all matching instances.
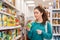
[46,21,51,26]
[31,21,36,25]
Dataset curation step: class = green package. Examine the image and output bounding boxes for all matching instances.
[27,23,32,28]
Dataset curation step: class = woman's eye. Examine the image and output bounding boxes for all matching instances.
[34,12,38,14]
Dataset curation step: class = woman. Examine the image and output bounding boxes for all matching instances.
[26,6,52,40]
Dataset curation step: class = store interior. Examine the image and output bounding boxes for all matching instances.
[0,0,60,40]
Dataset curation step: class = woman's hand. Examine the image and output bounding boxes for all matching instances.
[36,29,42,34]
[26,26,30,31]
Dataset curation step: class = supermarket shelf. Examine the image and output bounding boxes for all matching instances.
[3,0,20,12]
[0,11,15,17]
[0,25,21,30]
[53,34,60,36]
[15,35,22,40]
[52,18,60,19]
[52,24,60,26]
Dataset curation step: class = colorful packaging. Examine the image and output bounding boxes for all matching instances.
[0,1,2,11]
[2,15,8,26]
[7,0,12,4]
[8,8,12,14]
[0,14,2,26]
[0,14,1,21]
[27,23,32,28]
[2,15,8,21]
[12,0,15,6]
[17,28,20,35]
[0,21,2,27]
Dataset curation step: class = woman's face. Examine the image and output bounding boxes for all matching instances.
[34,9,43,19]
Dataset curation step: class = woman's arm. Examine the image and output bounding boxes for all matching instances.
[42,22,53,39]
[27,22,34,39]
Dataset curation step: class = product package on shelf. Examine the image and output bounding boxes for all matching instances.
[53,36,60,40]
[2,3,16,16]
[58,13,60,18]
[0,14,2,27]
[0,1,2,11]
[53,26,60,34]
[53,26,56,34]
[2,14,8,26]
[11,9,16,16]
[7,0,12,4]
[7,16,15,26]
[8,7,12,14]
[6,0,15,6]
[52,13,55,18]
[17,28,21,35]
[53,0,59,9]
[12,29,16,39]
[52,19,58,25]
[2,3,8,13]
[0,32,3,40]
[0,29,20,40]
[59,0,60,8]
[12,0,15,6]
[56,0,59,8]
[58,19,60,24]
[15,17,20,26]
[52,13,58,18]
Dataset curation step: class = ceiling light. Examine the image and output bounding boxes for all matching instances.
[28,4,35,7]
[26,1,35,4]
[49,2,52,5]
[43,0,45,2]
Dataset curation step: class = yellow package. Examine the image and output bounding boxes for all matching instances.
[0,21,2,27]
[3,21,7,26]
[0,14,1,21]
[0,14,2,27]
[12,0,15,6]
[2,15,8,21]
[0,1,2,11]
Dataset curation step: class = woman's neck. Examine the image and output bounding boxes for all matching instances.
[38,17,43,23]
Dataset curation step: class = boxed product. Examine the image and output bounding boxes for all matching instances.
[55,19,58,24]
[0,14,1,21]
[0,32,3,40]
[12,30,16,39]
[0,14,2,26]
[55,13,58,18]
[15,18,20,26]
[52,19,56,24]
[0,1,2,11]
[7,16,15,26]
[2,5,8,13]
[12,0,15,6]
[17,28,20,35]
[2,14,8,21]
[8,7,12,14]
[56,0,59,8]
[11,9,16,15]
[58,13,60,18]
[7,16,12,26]
[52,13,56,18]
[0,21,2,27]
[7,0,12,4]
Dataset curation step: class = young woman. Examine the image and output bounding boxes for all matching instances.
[26,6,52,40]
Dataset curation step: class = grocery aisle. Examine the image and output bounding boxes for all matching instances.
[0,0,60,40]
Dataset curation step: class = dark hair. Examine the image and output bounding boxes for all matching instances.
[34,6,48,24]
